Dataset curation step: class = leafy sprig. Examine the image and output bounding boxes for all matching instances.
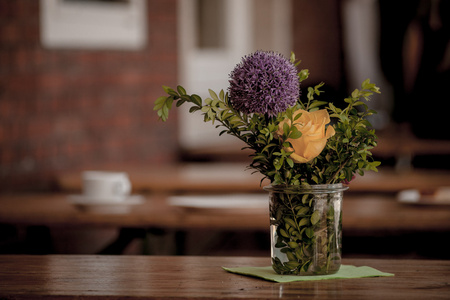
[154,63,380,186]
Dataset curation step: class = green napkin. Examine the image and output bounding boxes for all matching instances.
[223,265,394,282]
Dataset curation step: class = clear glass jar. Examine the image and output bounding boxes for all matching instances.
[264,184,348,275]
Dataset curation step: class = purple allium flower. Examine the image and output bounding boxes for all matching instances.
[228,51,300,117]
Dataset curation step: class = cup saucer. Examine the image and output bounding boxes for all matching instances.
[67,194,145,214]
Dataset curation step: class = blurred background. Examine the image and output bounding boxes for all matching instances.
[1,0,449,258]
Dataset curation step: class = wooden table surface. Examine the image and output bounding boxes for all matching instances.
[56,164,450,194]
[1,193,450,233]
[0,255,448,299]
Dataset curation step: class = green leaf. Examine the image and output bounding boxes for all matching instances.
[289,127,302,139]
[286,157,294,168]
[296,206,309,216]
[290,52,296,63]
[162,85,174,94]
[189,106,201,113]
[209,89,219,101]
[298,69,309,82]
[286,251,297,261]
[298,217,309,227]
[307,87,315,100]
[180,94,191,102]
[153,96,167,110]
[301,194,309,204]
[166,97,173,109]
[309,100,328,109]
[191,94,202,106]
[310,211,321,225]
[286,108,293,120]
[283,123,290,137]
[177,85,186,95]
[175,99,185,107]
[284,217,297,228]
[293,111,303,121]
[285,261,300,269]
[305,227,314,238]
[279,228,290,238]
[288,241,299,249]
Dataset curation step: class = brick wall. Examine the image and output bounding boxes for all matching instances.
[0,0,179,191]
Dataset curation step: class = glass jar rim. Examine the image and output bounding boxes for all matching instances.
[263,183,349,194]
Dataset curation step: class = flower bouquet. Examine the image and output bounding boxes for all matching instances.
[154,51,380,275]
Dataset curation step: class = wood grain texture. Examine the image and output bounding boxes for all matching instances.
[56,164,450,194]
[1,193,449,233]
[0,255,449,299]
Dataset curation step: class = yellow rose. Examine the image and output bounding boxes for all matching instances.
[278,109,335,163]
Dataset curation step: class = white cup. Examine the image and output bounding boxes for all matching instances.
[82,171,131,202]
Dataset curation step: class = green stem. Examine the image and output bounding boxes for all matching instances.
[326,157,352,184]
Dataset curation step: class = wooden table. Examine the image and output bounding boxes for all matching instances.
[1,193,450,233]
[2,193,450,257]
[56,163,267,194]
[0,255,448,299]
[55,163,450,194]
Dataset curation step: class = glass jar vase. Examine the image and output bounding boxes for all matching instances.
[264,184,348,275]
